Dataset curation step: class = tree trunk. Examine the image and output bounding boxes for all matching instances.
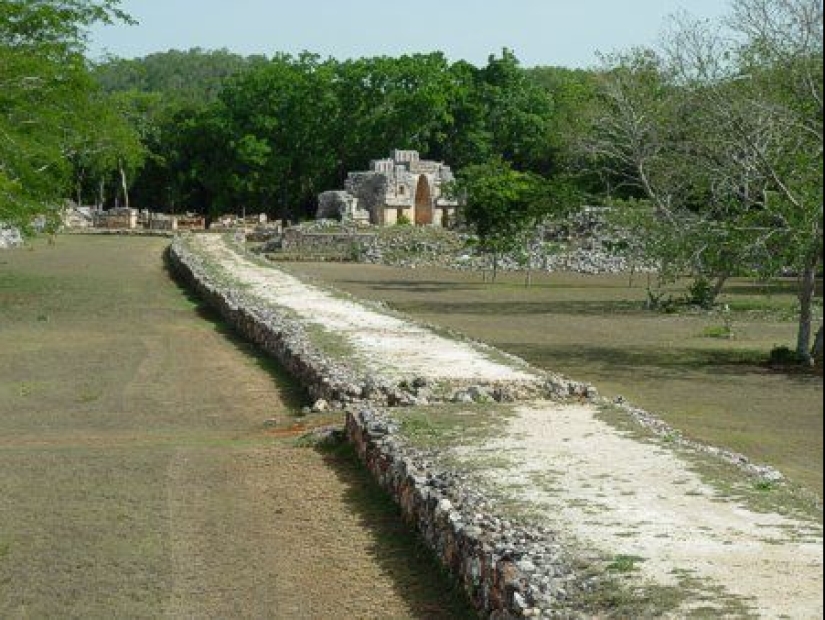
[119,160,130,211]
[796,260,817,364]
[75,169,84,207]
[812,325,824,364]
[712,273,729,301]
[492,253,499,283]
[98,178,105,210]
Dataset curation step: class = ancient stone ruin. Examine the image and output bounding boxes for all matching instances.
[0,222,23,249]
[317,149,459,227]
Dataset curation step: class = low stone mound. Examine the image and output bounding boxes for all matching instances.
[260,208,654,274]
[0,223,23,249]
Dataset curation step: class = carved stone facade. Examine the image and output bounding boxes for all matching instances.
[93,207,138,230]
[316,190,371,224]
[318,150,459,226]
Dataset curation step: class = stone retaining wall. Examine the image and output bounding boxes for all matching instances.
[346,408,579,618]
[281,229,377,256]
[167,234,790,618]
[168,236,589,410]
[64,229,177,239]
[168,238,363,406]
[166,235,596,617]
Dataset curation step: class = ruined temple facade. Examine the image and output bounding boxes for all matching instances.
[317,150,459,227]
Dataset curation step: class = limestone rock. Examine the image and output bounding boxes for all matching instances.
[0,223,23,249]
[312,399,330,413]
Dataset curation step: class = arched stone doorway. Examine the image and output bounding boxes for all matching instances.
[414,175,433,226]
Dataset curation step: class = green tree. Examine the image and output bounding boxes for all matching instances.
[330,54,459,178]
[477,50,556,174]
[1,0,133,227]
[93,48,265,106]
[584,0,823,362]
[454,159,549,282]
[214,53,339,220]
[65,90,146,209]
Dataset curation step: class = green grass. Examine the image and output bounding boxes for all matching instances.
[701,324,735,339]
[569,557,757,618]
[396,403,517,449]
[284,262,823,498]
[607,554,646,573]
[303,322,363,365]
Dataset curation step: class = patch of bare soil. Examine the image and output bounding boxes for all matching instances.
[162,438,466,619]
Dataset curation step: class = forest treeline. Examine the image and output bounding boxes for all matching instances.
[0,0,821,360]
[91,48,597,222]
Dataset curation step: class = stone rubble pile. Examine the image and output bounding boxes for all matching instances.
[0,223,23,249]
[264,208,654,275]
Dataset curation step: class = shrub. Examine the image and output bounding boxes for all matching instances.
[646,288,678,313]
[686,277,716,309]
[347,242,364,262]
[768,345,802,366]
[703,325,734,339]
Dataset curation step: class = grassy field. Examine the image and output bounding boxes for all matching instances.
[284,263,824,497]
[0,236,473,618]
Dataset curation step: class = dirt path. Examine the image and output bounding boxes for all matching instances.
[0,236,470,618]
[469,404,823,618]
[197,235,537,383]
[193,236,823,618]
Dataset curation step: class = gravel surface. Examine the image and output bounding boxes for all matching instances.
[468,403,823,618]
[197,234,538,384]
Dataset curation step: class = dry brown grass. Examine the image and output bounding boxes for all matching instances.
[284,262,823,497]
[0,236,473,618]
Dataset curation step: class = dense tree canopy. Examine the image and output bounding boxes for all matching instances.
[91,48,572,221]
[94,48,266,105]
[0,0,137,227]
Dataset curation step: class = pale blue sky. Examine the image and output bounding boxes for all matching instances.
[89,0,731,68]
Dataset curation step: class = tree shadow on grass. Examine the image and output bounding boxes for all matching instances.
[503,342,823,386]
[391,299,648,318]
[316,441,477,619]
[341,279,483,295]
[723,279,823,297]
[163,258,308,412]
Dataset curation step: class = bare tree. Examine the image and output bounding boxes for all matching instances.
[585,0,823,361]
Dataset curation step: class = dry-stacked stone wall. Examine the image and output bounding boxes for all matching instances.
[168,236,592,410]
[168,238,363,406]
[346,408,586,618]
[65,229,176,239]
[167,235,790,618]
[167,236,598,618]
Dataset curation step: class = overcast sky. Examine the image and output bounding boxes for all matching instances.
[88,0,731,68]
